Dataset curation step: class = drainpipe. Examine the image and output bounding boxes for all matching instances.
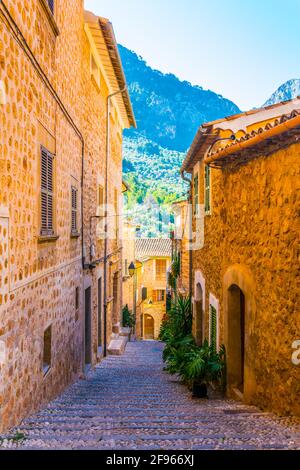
[103,87,127,356]
[180,170,193,311]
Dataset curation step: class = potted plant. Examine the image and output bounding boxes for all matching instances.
[183,340,225,398]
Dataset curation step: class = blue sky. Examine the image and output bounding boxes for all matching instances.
[85,0,300,110]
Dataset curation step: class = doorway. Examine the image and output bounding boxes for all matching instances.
[84,286,92,366]
[227,284,245,393]
[97,278,102,350]
[144,314,154,339]
[194,282,204,346]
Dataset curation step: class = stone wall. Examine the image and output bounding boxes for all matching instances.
[0,0,128,431]
[190,142,300,416]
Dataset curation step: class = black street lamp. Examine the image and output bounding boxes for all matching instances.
[128,262,136,278]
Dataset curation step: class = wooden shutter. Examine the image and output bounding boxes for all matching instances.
[41,147,54,236]
[193,173,199,215]
[205,165,211,213]
[156,259,166,280]
[142,287,147,301]
[71,186,78,232]
[47,0,54,14]
[210,305,217,352]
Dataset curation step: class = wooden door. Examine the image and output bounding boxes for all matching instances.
[144,314,154,339]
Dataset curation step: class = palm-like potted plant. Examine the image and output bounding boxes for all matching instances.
[183,340,225,398]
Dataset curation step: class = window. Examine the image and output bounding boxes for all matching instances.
[41,147,54,236]
[71,186,78,233]
[124,259,128,276]
[155,259,167,280]
[47,0,54,14]
[209,305,217,352]
[75,287,79,310]
[142,287,148,301]
[43,325,52,375]
[114,189,119,241]
[153,289,165,302]
[193,173,199,215]
[90,53,100,89]
[98,278,102,348]
[205,165,211,213]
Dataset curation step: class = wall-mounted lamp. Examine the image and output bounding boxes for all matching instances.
[128,262,136,278]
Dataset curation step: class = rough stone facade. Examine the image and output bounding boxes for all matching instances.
[0,0,134,431]
[172,199,191,295]
[183,105,300,417]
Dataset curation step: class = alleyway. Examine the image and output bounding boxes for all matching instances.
[2,342,299,450]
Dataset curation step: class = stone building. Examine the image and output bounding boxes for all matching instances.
[172,199,191,296]
[124,238,172,340]
[0,0,135,432]
[181,98,300,416]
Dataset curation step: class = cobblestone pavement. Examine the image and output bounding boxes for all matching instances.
[1,341,299,450]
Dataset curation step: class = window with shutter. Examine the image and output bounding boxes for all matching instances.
[41,147,54,236]
[205,165,211,213]
[124,259,128,276]
[193,173,199,215]
[47,0,54,14]
[71,186,78,233]
[209,305,217,352]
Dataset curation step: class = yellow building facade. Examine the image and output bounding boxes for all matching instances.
[181,98,300,416]
[0,0,135,431]
[123,238,171,340]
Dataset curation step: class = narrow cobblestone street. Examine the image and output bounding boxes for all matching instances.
[2,341,299,450]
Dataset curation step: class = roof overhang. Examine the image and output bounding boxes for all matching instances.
[84,11,136,129]
[182,96,300,172]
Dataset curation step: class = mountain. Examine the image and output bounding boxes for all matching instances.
[263,79,300,107]
[119,44,241,236]
[119,45,241,153]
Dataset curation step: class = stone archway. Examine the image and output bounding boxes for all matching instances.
[194,283,204,346]
[223,264,257,403]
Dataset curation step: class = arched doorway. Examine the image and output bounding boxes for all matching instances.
[194,283,204,346]
[227,284,245,393]
[144,314,154,339]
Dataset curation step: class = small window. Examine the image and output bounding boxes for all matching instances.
[47,0,54,14]
[142,287,148,301]
[205,165,211,213]
[124,259,128,276]
[193,173,199,215]
[209,305,217,352]
[154,289,165,302]
[75,287,79,310]
[43,325,52,375]
[41,147,54,236]
[90,53,100,89]
[155,259,167,280]
[71,186,78,233]
[97,185,105,216]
